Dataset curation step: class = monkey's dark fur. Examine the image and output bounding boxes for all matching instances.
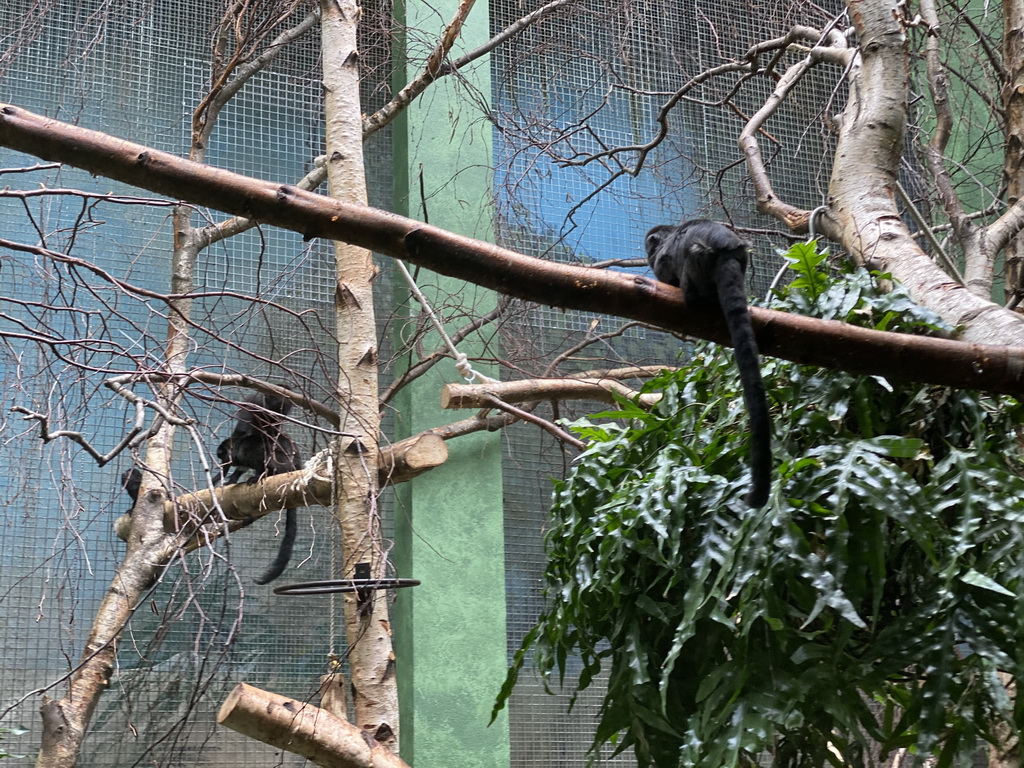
[122,467,141,514]
[217,393,303,584]
[645,219,771,507]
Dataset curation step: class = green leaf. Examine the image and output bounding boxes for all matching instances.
[780,240,830,302]
[859,435,925,458]
[960,568,1015,597]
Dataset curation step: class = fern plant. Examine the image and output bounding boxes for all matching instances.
[496,243,1024,767]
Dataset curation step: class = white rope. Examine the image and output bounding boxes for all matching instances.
[395,259,496,383]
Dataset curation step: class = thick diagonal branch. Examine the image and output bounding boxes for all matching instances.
[4,104,1024,388]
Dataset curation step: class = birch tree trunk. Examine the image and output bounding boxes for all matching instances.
[824,0,1024,344]
[34,75,208,768]
[321,0,399,750]
[1004,0,1024,304]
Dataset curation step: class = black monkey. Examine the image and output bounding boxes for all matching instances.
[645,219,771,508]
[122,466,141,511]
[217,392,303,584]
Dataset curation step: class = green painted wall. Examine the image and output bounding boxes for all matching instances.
[390,0,511,765]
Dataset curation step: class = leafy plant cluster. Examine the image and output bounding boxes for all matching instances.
[497,243,1024,767]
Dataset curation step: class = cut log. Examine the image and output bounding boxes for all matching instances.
[217,682,407,768]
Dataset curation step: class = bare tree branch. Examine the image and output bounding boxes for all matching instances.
[113,433,449,543]
[443,377,660,409]
[543,321,657,376]
[218,683,410,768]
[379,295,511,407]
[364,0,478,137]
[363,0,578,138]
[192,2,313,148]
[741,54,826,230]
[443,0,577,74]
[10,404,150,465]
[110,372,340,429]
[920,0,972,246]
[4,104,1024,392]
[808,0,1024,344]
[479,394,585,449]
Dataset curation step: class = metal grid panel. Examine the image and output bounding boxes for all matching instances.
[0,1,392,764]
[0,0,843,764]
[501,423,639,766]
[491,0,841,289]
[491,0,841,763]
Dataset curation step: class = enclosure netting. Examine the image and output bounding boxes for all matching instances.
[489,0,840,763]
[0,1,395,765]
[0,0,840,764]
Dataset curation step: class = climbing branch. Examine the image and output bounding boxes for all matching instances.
[4,104,1024,391]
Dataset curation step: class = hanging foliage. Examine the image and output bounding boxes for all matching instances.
[496,243,1024,767]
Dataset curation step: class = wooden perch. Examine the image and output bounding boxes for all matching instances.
[377,432,449,482]
[442,377,662,409]
[218,683,408,768]
[5,103,1024,393]
[114,433,447,542]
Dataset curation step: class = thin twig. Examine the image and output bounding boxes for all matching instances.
[481,394,585,449]
[11,401,157,466]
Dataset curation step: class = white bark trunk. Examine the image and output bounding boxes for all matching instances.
[826,0,1024,345]
[320,0,399,751]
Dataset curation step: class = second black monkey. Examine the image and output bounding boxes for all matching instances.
[644,219,771,508]
[217,392,303,584]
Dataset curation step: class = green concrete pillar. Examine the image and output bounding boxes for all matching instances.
[390,1,510,765]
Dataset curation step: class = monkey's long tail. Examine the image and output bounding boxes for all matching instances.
[254,508,297,585]
[715,258,771,508]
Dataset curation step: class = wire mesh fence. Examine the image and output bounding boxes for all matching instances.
[0,0,841,763]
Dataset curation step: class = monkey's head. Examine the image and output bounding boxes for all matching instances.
[644,225,675,263]
[645,224,683,288]
[121,467,142,502]
[244,391,293,418]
